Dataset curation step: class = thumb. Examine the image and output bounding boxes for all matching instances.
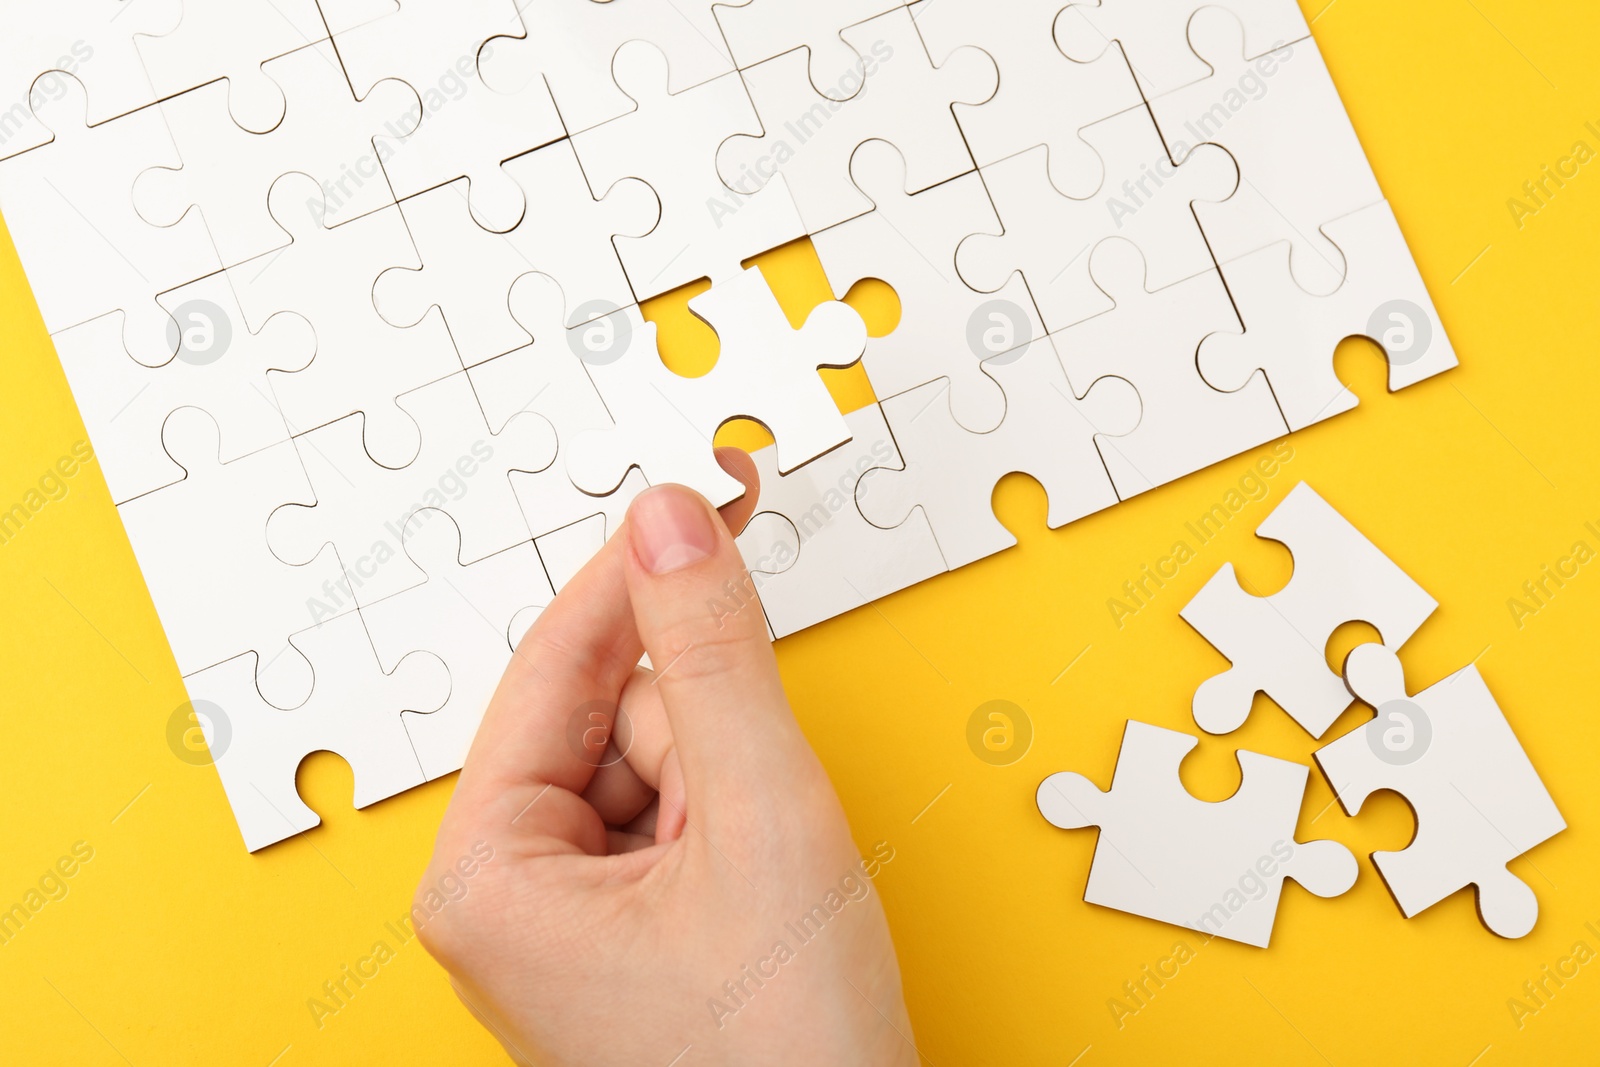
[621,482,815,818]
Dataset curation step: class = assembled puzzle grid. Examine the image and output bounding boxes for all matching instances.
[1,2,1458,852]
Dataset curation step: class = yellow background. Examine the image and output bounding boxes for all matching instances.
[2,1,1596,1062]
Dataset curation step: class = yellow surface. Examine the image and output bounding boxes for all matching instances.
[2,2,1597,1062]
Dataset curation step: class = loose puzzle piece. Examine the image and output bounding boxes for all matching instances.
[718,6,997,233]
[230,175,463,468]
[0,2,175,160]
[1056,0,1309,101]
[116,408,347,710]
[568,265,864,504]
[266,371,557,609]
[362,510,553,780]
[330,0,565,233]
[1148,13,1380,293]
[54,275,312,505]
[908,0,1142,188]
[185,610,448,851]
[487,0,734,134]
[811,142,1045,432]
[0,79,220,363]
[857,336,1138,569]
[1316,644,1566,939]
[1180,482,1437,738]
[1054,238,1287,498]
[374,141,656,366]
[1037,720,1357,947]
[134,39,419,266]
[736,404,946,637]
[135,0,330,133]
[570,41,806,300]
[1199,199,1459,432]
[714,0,905,98]
[956,106,1236,332]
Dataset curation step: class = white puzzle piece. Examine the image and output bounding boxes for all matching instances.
[487,0,734,134]
[1037,720,1357,948]
[812,142,1045,431]
[570,42,806,300]
[857,337,1138,569]
[266,371,556,608]
[737,404,947,637]
[230,175,463,467]
[1055,0,1309,101]
[1180,482,1437,739]
[568,266,864,505]
[714,0,905,98]
[956,106,1236,332]
[908,0,1142,188]
[186,610,448,851]
[718,6,997,233]
[55,276,311,505]
[134,39,419,266]
[116,408,347,709]
[0,82,220,362]
[1054,239,1287,498]
[363,510,553,780]
[533,480,649,593]
[1199,199,1459,432]
[1317,645,1566,939]
[374,142,656,366]
[1148,14,1380,293]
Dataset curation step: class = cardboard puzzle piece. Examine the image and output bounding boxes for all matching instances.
[533,473,650,593]
[811,142,1045,432]
[1180,482,1437,738]
[1199,199,1459,432]
[1037,720,1357,947]
[54,276,312,505]
[718,6,997,233]
[0,2,175,160]
[714,0,905,99]
[908,0,1142,189]
[1148,13,1380,294]
[229,176,463,468]
[1317,645,1566,938]
[956,106,1236,332]
[267,371,557,609]
[116,408,347,710]
[487,0,733,134]
[570,41,806,300]
[374,141,656,366]
[0,79,220,363]
[185,610,448,851]
[1054,238,1287,498]
[314,0,401,36]
[1056,0,1309,100]
[134,39,419,266]
[857,336,1138,569]
[470,272,653,544]
[736,404,946,637]
[568,266,864,505]
[362,509,553,780]
[329,0,564,233]
[135,0,330,134]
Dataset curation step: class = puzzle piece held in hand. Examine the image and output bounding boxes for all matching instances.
[1037,720,1357,947]
[1180,482,1437,738]
[1316,645,1566,939]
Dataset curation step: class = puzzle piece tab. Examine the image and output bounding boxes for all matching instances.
[715,0,905,98]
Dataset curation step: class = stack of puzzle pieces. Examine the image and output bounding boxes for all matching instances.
[1,1,1456,850]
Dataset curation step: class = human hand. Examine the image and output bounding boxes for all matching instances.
[414,450,918,1066]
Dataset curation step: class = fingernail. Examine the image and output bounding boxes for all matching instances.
[629,485,717,574]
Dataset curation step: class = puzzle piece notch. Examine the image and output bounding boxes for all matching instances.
[1181,482,1438,738]
[1199,199,1459,432]
[714,0,906,100]
[1037,720,1356,947]
[186,611,448,851]
[1315,644,1566,939]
